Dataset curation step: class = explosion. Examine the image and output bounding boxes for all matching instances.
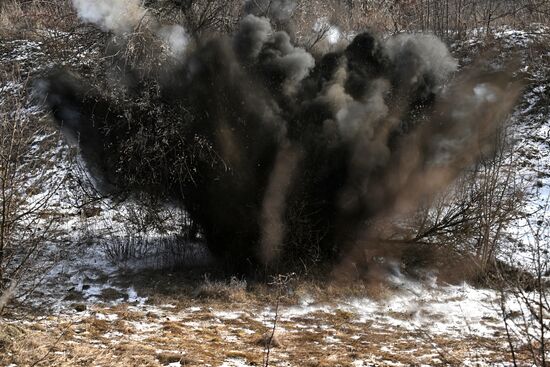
[39,0,521,273]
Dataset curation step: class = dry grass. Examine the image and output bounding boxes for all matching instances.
[124,265,415,312]
[0,294,536,367]
[0,1,544,366]
[0,0,78,39]
[195,276,248,302]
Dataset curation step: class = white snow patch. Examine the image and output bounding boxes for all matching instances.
[220,358,254,367]
[213,310,244,320]
[96,313,118,321]
[128,287,148,305]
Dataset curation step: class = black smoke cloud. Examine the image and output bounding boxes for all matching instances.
[40,9,521,273]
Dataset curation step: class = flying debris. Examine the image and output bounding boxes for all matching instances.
[40,0,521,273]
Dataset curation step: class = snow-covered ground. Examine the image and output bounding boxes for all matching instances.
[1,25,550,366]
[1,256,540,366]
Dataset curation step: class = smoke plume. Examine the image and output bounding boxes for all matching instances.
[72,0,188,56]
[40,5,521,273]
[72,0,148,34]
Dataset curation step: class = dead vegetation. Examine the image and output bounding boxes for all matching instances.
[0,1,549,366]
[0,298,537,366]
[0,0,77,38]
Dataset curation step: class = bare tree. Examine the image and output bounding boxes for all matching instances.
[0,74,63,313]
[497,194,550,366]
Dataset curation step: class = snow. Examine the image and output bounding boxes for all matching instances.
[213,310,245,320]
[96,312,118,321]
[446,24,550,274]
[324,335,340,343]
[1,24,550,366]
[220,358,255,367]
[127,287,148,304]
[127,320,162,334]
[257,276,509,340]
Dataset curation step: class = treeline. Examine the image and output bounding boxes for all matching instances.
[146,0,550,40]
[341,0,550,35]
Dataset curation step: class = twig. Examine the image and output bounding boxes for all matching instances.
[30,321,73,367]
